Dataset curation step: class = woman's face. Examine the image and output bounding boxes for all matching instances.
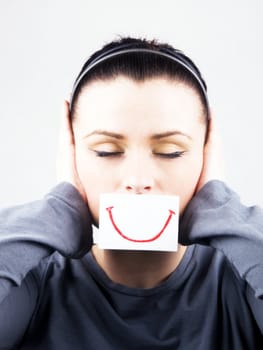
[73,76,206,224]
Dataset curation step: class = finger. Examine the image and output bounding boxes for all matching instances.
[205,111,221,152]
[206,111,225,178]
[56,101,75,184]
[205,109,215,145]
[58,100,74,147]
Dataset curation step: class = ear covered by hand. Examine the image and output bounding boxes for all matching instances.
[196,112,225,193]
[56,100,87,203]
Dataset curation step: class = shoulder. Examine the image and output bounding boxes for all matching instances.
[191,244,246,295]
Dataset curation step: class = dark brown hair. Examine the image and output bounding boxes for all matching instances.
[70,37,209,123]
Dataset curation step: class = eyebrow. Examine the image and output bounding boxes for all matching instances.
[83,130,125,139]
[150,131,192,140]
[83,130,191,140]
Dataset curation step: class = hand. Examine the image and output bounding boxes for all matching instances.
[196,113,225,192]
[56,100,87,202]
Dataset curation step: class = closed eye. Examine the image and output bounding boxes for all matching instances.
[93,150,124,157]
[154,151,186,159]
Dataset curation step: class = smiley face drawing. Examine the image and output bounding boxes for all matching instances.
[106,206,176,243]
[98,193,179,252]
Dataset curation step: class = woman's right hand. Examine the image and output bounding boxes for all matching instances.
[56,100,87,203]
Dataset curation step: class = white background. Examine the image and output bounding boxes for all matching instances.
[0,0,262,207]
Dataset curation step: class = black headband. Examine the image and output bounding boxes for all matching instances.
[69,45,210,119]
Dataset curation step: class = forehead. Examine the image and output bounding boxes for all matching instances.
[74,76,204,135]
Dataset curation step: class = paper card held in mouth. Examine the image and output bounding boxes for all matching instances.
[98,193,179,251]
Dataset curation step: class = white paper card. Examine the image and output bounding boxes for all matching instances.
[98,193,179,251]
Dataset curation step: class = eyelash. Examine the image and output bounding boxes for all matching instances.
[94,151,185,159]
[154,151,185,159]
[94,151,124,157]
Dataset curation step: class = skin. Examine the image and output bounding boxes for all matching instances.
[57,76,223,289]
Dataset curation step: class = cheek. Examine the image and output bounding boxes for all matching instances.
[75,149,116,223]
[165,154,203,214]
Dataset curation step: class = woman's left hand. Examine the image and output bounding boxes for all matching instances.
[196,113,225,193]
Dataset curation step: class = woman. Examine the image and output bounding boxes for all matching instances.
[0,37,262,349]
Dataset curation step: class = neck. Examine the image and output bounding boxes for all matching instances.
[91,245,187,289]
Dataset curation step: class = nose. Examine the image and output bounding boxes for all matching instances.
[121,154,155,194]
[125,182,152,194]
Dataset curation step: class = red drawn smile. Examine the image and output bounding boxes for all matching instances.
[106,206,176,243]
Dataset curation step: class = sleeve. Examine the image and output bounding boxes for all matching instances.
[0,182,93,347]
[180,180,263,331]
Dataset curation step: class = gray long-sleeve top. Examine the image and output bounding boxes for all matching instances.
[0,180,262,349]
